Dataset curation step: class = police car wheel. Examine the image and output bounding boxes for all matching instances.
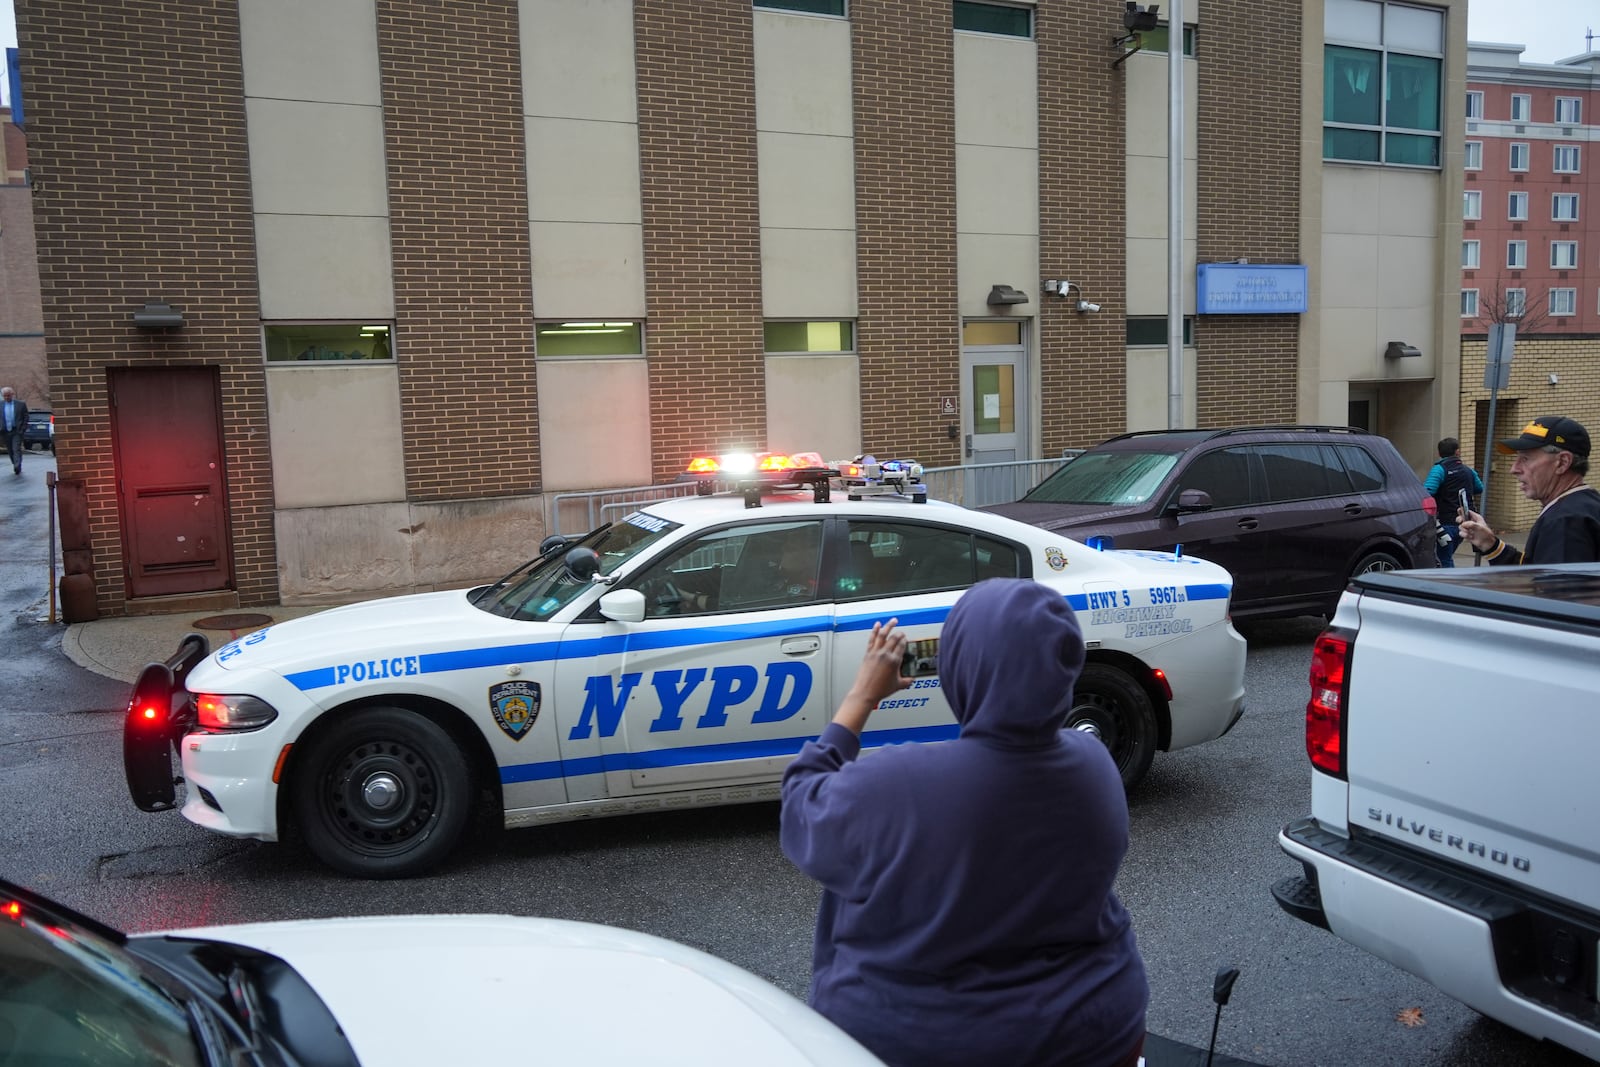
[292,707,474,879]
[1065,664,1157,790]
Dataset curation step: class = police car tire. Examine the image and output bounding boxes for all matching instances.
[292,707,474,880]
[1067,664,1157,790]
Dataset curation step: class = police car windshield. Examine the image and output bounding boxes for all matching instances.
[473,512,681,621]
[1021,450,1180,505]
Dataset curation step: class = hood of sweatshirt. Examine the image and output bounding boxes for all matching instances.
[940,578,1086,748]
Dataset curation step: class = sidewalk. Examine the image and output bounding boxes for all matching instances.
[62,526,1534,684]
[63,604,327,683]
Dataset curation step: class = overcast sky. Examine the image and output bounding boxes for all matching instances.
[1,1,1597,108]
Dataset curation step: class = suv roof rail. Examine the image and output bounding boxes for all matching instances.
[1097,425,1369,446]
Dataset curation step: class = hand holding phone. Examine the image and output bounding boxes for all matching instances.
[901,637,939,678]
[1458,488,1472,523]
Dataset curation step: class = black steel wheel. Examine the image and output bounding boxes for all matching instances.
[1065,663,1157,790]
[292,707,473,879]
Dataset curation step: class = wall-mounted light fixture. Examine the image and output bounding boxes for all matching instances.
[987,284,1029,306]
[132,300,185,329]
[1383,340,1420,359]
[1113,2,1161,68]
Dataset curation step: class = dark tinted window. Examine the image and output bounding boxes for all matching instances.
[1175,447,1256,508]
[633,520,824,616]
[840,521,1022,599]
[1258,444,1335,502]
[1335,444,1387,492]
[953,1,1032,36]
[1022,450,1180,505]
[756,0,844,13]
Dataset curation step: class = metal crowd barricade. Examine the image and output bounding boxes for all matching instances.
[545,481,708,537]
[922,451,1082,508]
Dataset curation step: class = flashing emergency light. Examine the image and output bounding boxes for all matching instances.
[680,451,838,506]
[837,454,927,503]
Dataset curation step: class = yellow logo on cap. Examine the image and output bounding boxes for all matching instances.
[1521,421,1549,439]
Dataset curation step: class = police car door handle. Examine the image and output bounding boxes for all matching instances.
[781,636,821,655]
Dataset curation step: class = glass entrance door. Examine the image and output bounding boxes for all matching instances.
[960,321,1029,505]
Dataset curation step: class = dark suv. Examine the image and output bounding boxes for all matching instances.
[23,410,53,453]
[984,426,1436,619]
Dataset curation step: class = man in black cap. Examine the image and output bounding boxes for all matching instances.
[1460,416,1600,564]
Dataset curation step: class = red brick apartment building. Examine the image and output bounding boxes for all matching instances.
[1460,42,1600,529]
[15,0,1467,616]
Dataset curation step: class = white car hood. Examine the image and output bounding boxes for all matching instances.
[157,914,879,1066]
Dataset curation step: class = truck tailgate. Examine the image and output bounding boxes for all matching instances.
[1345,589,1600,914]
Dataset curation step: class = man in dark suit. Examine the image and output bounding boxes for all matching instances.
[1,386,29,475]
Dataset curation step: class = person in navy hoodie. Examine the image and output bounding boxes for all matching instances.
[780,579,1148,1067]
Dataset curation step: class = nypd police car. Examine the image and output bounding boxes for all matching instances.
[124,454,1248,878]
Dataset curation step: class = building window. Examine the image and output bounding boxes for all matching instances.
[1464,141,1482,169]
[1509,142,1530,171]
[1508,191,1529,220]
[264,323,393,363]
[1554,145,1581,173]
[764,320,855,353]
[1509,94,1530,122]
[1461,289,1478,317]
[1465,91,1483,119]
[755,0,846,14]
[1125,317,1195,346]
[1507,241,1527,269]
[1550,288,1577,316]
[1551,241,1579,269]
[953,1,1032,37]
[1505,289,1526,317]
[535,321,644,358]
[1322,0,1442,167]
[1556,97,1582,124]
[1462,240,1480,269]
[1134,21,1196,56]
[1553,193,1580,222]
[1463,190,1481,220]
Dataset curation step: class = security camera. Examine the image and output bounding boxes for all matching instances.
[1076,299,1102,314]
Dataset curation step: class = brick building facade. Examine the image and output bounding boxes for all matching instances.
[15,0,1467,615]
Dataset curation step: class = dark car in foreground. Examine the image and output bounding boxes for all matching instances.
[22,409,52,453]
[984,426,1436,619]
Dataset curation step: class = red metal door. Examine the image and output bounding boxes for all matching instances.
[110,368,233,597]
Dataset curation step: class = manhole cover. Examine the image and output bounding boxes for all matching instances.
[191,612,275,631]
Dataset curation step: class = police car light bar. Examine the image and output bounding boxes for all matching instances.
[680,451,838,507]
[836,454,927,504]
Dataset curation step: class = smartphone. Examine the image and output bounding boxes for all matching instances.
[901,637,939,678]
[1458,488,1471,522]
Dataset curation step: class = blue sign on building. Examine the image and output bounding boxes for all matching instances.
[4,48,20,128]
[1196,263,1307,315]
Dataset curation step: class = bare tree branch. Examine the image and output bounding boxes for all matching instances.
[1464,277,1553,333]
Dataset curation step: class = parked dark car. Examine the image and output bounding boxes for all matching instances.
[22,409,53,453]
[984,426,1437,619]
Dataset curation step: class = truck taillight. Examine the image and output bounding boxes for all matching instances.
[1306,628,1353,779]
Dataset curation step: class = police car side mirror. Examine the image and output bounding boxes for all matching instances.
[1168,488,1214,515]
[598,589,647,623]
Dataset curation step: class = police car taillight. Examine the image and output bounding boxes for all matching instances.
[1305,628,1353,779]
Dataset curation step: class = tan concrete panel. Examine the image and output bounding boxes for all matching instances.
[957,231,1038,319]
[758,132,855,231]
[1321,166,1384,236]
[530,221,646,318]
[754,10,853,136]
[266,364,406,509]
[1375,169,1439,238]
[1320,231,1381,309]
[256,214,395,319]
[536,358,652,490]
[1376,304,1438,377]
[956,144,1038,236]
[766,354,861,460]
[521,0,637,123]
[526,116,642,224]
[760,228,857,318]
[1376,234,1438,309]
[275,495,544,603]
[954,32,1037,149]
[1319,305,1380,381]
[1123,53,1198,160]
[1124,236,1197,315]
[239,0,381,105]
[1126,347,1198,431]
[1124,155,1197,241]
[245,99,388,217]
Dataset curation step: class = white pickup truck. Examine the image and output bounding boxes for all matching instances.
[1273,564,1600,1062]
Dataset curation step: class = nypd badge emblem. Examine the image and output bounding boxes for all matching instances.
[1045,547,1068,571]
[489,680,541,741]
